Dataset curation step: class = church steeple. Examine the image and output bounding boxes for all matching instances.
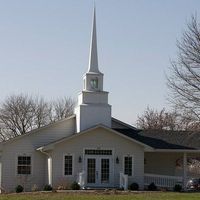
[74,6,111,133]
[88,6,100,73]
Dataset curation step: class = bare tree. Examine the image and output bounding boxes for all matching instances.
[0,95,35,137]
[0,94,75,141]
[167,15,200,127]
[52,97,75,121]
[137,106,200,131]
[33,98,52,128]
[137,107,181,131]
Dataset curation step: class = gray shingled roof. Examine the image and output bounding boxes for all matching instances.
[113,128,198,150]
[139,129,200,149]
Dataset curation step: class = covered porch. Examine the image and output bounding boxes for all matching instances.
[76,150,200,190]
[144,150,200,190]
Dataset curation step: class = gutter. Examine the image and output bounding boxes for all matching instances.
[151,149,200,153]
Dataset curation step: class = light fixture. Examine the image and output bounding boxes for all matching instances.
[116,157,119,164]
[78,156,82,163]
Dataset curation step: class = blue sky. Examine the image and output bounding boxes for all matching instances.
[0,0,199,125]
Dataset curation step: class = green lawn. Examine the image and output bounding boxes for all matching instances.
[0,192,200,200]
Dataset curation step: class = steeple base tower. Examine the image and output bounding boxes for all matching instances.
[75,100,111,133]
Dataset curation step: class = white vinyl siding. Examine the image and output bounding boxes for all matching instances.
[52,127,144,188]
[1,117,75,192]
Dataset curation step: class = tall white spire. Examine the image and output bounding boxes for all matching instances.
[88,6,100,73]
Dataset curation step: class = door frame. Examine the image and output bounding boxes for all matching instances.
[84,154,114,188]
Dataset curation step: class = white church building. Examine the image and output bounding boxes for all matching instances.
[0,8,200,192]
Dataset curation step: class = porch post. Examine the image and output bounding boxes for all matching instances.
[183,152,187,190]
[48,156,52,186]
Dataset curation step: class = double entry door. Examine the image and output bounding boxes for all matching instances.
[86,156,113,187]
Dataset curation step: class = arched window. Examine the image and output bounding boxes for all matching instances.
[90,78,98,89]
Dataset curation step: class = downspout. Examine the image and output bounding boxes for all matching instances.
[39,148,52,186]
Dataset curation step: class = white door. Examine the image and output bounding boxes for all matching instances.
[86,156,112,187]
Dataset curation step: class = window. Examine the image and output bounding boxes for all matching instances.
[17,156,31,175]
[64,155,73,175]
[90,78,98,89]
[85,149,112,155]
[124,156,132,176]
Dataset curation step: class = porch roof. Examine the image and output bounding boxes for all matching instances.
[113,128,196,150]
[139,129,200,149]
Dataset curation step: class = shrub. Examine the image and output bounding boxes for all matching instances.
[70,182,80,190]
[129,182,139,191]
[55,178,71,190]
[43,184,52,191]
[15,185,24,193]
[31,184,39,192]
[118,187,124,191]
[57,185,65,190]
[148,182,157,191]
[173,184,182,192]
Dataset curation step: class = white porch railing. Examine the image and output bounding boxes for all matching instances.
[144,173,183,189]
[78,171,85,188]
[120,172,128,190]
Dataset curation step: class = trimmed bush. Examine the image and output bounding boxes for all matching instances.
[148,182,157,191]
[55,178,71,190]
[70,182,80,190]
[173,184,182,192]
[43,184,52,191]
[15,185,24,193]
[129,182,139,191]
[31,184,39,192]
[57,185,65,190]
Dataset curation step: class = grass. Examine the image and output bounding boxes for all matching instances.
[0,192,200,200]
